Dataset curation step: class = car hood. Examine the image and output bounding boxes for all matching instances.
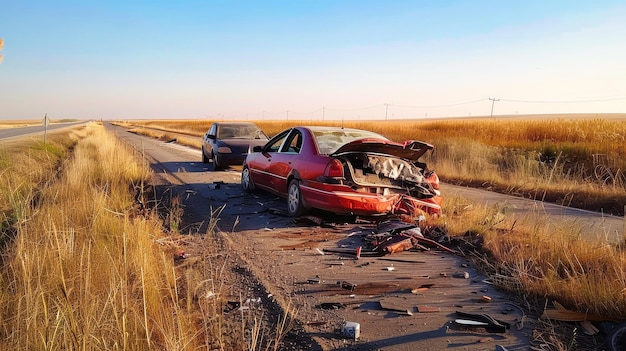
[331,138,434,161]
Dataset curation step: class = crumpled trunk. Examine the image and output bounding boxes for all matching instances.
[338,153,438,199]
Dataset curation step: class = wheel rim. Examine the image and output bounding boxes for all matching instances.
[242,168,250,189]
[288,182,299,214]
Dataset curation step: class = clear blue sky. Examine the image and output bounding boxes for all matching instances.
[1,0,625,120]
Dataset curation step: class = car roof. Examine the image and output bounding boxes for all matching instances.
[302,126,387,138]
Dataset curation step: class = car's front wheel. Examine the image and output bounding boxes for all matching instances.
[287,179,306,217]
[241,165,255,192]
[212,153,222,170]
[201,146,210,163]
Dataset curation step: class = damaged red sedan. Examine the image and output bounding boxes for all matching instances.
[241,126,442,218]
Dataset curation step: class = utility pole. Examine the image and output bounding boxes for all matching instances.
[489,97,500,118]
[385,103,389,120]
[43,113,49,144]
[286,110,289,121]
[322,106,325,121]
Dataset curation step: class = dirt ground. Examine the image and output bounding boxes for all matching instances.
[149,167,535,351]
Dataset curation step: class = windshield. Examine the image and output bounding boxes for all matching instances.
[218,125,268,139]
[313,129,387,154]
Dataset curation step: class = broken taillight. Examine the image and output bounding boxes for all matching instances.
[324,159,344,178]
[425,171,440,190]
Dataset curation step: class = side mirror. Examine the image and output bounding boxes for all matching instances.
[252,145,263,152]
[207,134,216,140]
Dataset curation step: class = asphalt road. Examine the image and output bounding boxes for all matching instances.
[442,184,624,243]
[106,122,296,233]
[0,121,86,140]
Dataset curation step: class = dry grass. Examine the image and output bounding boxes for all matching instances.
[435,195,626,349]
[0,123,292,350]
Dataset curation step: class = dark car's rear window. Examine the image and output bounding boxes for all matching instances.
[312,129,387,155]
[219,124,267,139]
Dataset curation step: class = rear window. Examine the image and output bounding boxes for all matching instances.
[219,124,267,139]
[313,129,387,155]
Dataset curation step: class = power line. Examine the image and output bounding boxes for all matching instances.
[500,97,626,104]
[326,104,384,112]
[392,98,487,109]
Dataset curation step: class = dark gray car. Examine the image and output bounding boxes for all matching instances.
[201,122,269,169]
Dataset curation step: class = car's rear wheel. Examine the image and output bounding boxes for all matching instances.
[287,179,305,217]
[241,165,255,192]
[201,147,210,163]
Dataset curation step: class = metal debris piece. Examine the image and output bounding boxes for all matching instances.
[453,311,510,333]
[322,246,361,259]
[417,306,441,313]
[338,281,357,292]
[318,302,345,310]
[269,207,290,216]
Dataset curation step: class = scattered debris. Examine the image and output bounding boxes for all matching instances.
[318,302,345,310]
[269,207,289,216]
[452,272,470,279]
[481,295,492,303]
[223,301,241,313]
[174,251,187,260]
[541,301,619,322]
[342,321,360,340]
[452,311,510,333]
[417,305,440,313]
[378,257,426,264]
[553,301,599,335]
[327,262,344,266]
[338,280,357,292]
[379,298,413,316]
[411,284,435,293]
[363,219,459,256]
[207,181,224,190]
[307,277,321,284]
[322,246,361,259]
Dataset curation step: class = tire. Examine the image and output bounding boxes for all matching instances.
[212,152,222,170]
[201,147,210,163]
[287,179,306,217]
[241,165,255,192]
[605,322,626,351]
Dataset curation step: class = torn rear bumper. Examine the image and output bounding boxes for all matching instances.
[300,181,442,217]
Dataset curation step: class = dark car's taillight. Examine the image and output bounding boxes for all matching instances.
[324,159,344,178]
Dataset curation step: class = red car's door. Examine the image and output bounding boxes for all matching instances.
[268,130,302,194]
[250,130,290,193]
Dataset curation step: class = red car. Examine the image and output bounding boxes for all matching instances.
[241,126,442,218]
